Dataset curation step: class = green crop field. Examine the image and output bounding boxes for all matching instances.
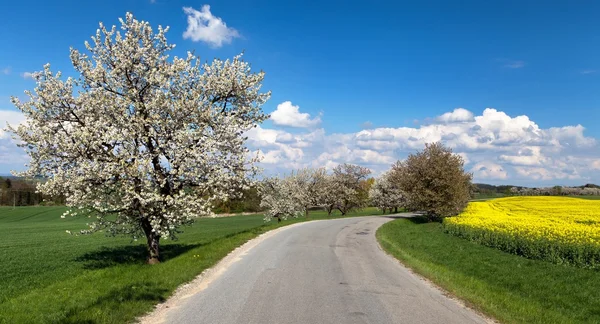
[0,206,379,323]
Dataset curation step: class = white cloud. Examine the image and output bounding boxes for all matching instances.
[2,67,10,75]
[499,146,545,166]
[436,108,474,123]
[21,72,34,79]
[514,166,580,181]
[0,110,25,138]
[245,107,600,184]
[547,125,596,148]
[182,5,240,48]
[581,70,596,75]
[471,161,508,180]
[455,152,470,165]
[0,110,27,166]
[270,101,321,128]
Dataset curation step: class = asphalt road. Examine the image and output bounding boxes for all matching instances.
[158,216,488,324]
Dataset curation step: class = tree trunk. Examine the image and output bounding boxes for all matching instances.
[305,208,309,219]
[327,206,332,217]
[394,207,398,213]
[338,207,346,216]
[141,218,161,264]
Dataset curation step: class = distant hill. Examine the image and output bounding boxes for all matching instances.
[582,183,600,189]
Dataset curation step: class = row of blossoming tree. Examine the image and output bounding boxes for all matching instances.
[260,143,473,223]
[258,164,372,222]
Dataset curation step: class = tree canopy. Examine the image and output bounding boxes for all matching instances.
[391,142,472,220]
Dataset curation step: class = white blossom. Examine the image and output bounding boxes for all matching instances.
[327,163,371,215]
[260,165,371,220]
[258,175,304,222]
[369,171,406,213]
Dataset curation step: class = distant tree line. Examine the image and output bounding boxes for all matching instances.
[0,176,65,206]
[472,183,600,197]
[509,184,600,196]
[211,186,262,214]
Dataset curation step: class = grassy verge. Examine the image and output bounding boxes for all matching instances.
[0,206,378,323]
[376,217,600,324]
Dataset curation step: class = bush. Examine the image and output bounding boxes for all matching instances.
[391,142,472,220]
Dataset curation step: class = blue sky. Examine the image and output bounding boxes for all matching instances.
[1,0,599,186]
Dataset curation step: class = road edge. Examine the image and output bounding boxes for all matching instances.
[374,218,498,324]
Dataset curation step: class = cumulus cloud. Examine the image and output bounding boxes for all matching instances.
[499,146,545,166]
[245,107,600,185]
[0,110,27,165]
[270,101,321,128]
[182,5,240,48]
[0,110,25,138]
[471,161,508,180]
[436,108,474,123]
[514,166,580,181]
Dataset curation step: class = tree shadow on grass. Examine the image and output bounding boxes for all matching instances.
[60,281,169,324]
[75,243,204,270]
[381,212,429,221]
[380,213,440,225]
[74,228,258,270]
[407,215,437,224]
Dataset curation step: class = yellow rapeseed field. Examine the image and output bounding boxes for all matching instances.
[443,196,600,268]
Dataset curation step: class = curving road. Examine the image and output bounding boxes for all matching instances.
[152,215,489,324]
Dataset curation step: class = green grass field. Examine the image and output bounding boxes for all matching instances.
[0,206,379,323]
[577,195,600,200]
[377,217,600,324]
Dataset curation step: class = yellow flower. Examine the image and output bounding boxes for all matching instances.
[443,197,600,268]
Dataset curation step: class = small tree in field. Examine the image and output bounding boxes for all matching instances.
[259,176,304,222]
[259,168,328,221]
[391,142,472,221]
[332,163,371,215]
[9,13,270,264]
[292,167,327,218]
[321,174,341,216]
[369,171,405,214]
